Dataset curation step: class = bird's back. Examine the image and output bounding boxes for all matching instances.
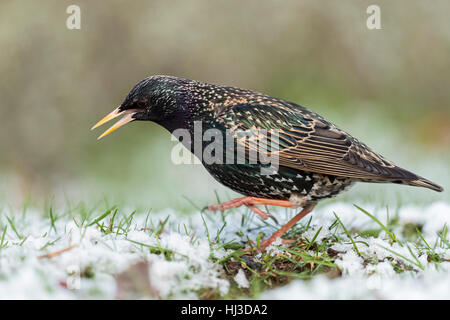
[184,80,443,193]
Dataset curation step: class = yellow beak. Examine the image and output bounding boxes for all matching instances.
[91,107,137,140]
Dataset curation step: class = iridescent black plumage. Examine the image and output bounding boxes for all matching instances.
[114,75,443,208]
[91,75,444,251]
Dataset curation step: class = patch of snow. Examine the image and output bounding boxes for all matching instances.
[234,269,249,289]
[335,251,365,276]
[0,201,449,299]
[303,225,329,243]
[265,237,284,256]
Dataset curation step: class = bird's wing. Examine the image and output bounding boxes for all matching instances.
[215,102,417,181]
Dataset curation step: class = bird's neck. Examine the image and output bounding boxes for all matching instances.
[155,90,197,133]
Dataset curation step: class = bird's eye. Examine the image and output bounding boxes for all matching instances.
[137,101,146,108]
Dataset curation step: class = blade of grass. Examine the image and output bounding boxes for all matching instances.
[305,226,323,250]
[333,212,361,256]
[377,244,424,270]
[6,216,23,240]
[354,204,397,242]
[88,207,116,227]
[0,225,8,249]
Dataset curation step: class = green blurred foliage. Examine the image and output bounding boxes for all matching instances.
[0,0,449,208]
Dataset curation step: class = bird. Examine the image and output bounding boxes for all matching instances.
[91,75,443,251]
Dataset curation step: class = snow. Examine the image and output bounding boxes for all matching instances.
[234,269,249,289]
[335,251,365,276]
[261,265,450,300]
[265,237,284,256]
[0,201,449,299]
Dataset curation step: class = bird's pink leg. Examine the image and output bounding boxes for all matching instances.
[258,204,316,252]
[206,196,297,222]
[207,197,297,211]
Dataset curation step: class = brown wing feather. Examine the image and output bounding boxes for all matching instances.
[279,118,403,179]
[216,101,443,192]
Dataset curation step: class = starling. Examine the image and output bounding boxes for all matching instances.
[92,75,443,251]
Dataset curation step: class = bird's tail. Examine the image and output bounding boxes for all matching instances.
[404,177,444,192]
[378,163,444,192]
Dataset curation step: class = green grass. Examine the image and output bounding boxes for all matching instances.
[200,204,449,299]
[0,198,449,299]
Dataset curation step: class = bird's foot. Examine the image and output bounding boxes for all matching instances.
[257,238,284,252]
[204,197,296,223]
[256,205,316,252]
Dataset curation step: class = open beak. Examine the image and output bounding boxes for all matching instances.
[91,107,139,140]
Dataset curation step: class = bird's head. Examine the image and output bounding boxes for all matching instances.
[91,75,190,139]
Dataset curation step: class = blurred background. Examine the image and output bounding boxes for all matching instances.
[0,0,449,211]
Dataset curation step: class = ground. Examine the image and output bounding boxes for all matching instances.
[0,200,449,299]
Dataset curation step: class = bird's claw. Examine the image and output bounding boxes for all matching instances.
[266,213,279,224]
[203,197,280,223]
[201,205,213,213]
